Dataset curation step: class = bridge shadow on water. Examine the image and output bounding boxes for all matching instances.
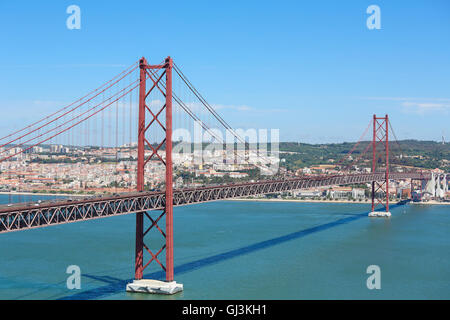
[58,202,407,300]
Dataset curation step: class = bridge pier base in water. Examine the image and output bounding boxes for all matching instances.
[368,211,391,217]
[126,279,183,295]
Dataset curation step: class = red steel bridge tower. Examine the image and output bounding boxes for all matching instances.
[126,57,182,294]
[369,114,391,217]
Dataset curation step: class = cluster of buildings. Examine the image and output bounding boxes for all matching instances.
[284,187,365,200]
[0,144,447,203]
[0,144,279,194]
[271,165,449,202]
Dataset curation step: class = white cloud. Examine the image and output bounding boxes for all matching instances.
[363,96,450,102]
[401,101,450,114]
[361,96,450,115]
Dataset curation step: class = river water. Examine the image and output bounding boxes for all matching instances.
[0,194,448,300]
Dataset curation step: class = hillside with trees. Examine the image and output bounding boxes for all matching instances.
[278,140,449,172]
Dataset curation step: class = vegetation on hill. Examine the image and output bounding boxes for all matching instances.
[277,140,449,172]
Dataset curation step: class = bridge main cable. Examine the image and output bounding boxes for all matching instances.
[0,62,139,146]
[0,63,139,155]
[0,79,140,162]
[146,67,273,170]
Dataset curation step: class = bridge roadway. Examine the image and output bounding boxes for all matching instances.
[0,172,433,233]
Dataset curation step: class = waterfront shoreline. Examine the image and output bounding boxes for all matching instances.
[0,191,86,197]
[1,192,448,205]
[224,198,450,205]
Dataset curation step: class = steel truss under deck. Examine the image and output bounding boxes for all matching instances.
[0,172,434,233]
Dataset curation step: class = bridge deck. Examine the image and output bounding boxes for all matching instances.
[0,172,432,233]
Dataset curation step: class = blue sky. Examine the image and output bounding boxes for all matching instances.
[0,0,449,143]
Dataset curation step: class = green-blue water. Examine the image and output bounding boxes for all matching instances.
[0,195,448,300]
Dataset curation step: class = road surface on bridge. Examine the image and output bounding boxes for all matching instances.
[0,171,433,234]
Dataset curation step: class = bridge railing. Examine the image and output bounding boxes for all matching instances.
[0,172,434,234]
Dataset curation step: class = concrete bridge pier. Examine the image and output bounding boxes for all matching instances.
[126,279,183,295]
[368,211,391,217]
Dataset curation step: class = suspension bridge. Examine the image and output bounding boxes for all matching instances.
[0,56,446,294]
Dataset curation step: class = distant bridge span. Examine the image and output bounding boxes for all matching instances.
[0,172,434,234]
